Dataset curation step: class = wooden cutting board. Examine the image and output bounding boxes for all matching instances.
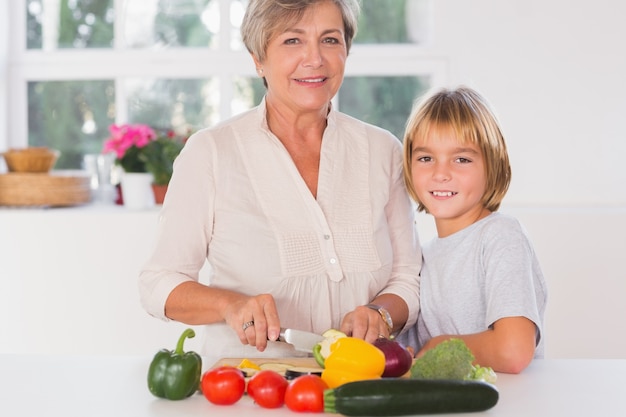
[212,357,321,378]
[213,357,320,369]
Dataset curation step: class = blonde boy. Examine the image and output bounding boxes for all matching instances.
[398,87,547,374]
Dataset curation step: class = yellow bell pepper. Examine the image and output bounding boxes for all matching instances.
[321,337,386,388]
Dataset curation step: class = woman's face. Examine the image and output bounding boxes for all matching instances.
[254,1,347,115]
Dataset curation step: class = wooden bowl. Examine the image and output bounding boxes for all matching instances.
[2,147,61,173]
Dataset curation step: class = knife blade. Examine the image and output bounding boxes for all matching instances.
[278,328,325,353]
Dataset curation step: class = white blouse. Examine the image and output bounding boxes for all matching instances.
[139,100,421,360]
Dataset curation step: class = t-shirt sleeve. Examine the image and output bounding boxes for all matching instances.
[482,217,546,345]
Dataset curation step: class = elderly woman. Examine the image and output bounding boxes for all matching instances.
[139,0,421,362]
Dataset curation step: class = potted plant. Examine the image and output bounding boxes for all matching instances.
[102,124,189,206]
[103,123,157,173]
[139,130,187,203]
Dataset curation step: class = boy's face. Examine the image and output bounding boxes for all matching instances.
[410,128,490,237]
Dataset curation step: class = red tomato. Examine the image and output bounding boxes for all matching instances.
[284,374,328,413]
[247,370,289,409]
[201,366,245,405]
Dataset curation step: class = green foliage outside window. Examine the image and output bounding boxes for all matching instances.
[355,0,410,44]
[339,76,428,141]
[57,0,114,48]
[28,80,115,169]
[127,79,215,134]
[154,4,213,47]
[26,0,428,169]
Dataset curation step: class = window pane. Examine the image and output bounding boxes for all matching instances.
[27,0,114,49]
[28,80,115,168]
[126,78,220,132]
[124,0,218,48]
[355,0,429,45]
[229,0,248,50]
[232,76,264,116]
[338,76,430,140]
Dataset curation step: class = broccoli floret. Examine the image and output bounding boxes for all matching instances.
[410,339,475,380]
[470,365,498,384]
[409,338,497,384]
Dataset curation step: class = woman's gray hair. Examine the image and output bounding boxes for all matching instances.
[241,0,360,62]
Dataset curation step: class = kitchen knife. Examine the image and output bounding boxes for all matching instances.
[278,328,325,353]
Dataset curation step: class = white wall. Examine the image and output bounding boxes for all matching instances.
[416,207,626,359]
[420,0,626,358]
[0,0,7,164]
[0,207,204,355]
[432,0,626,207]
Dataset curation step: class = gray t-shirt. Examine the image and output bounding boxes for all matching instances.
[398,212,548,358]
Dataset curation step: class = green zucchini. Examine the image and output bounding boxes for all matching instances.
[324,378,498,416]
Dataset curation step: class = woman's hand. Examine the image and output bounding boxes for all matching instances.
[339,294,409,343]
[339,305,390,343]
[164,283,281,352]
[223,293,281,352]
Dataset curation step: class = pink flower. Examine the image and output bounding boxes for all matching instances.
[102,124,156,159]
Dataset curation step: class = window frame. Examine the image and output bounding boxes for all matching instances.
[3,0,447,152]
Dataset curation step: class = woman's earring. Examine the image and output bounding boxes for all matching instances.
[257,68,264,76]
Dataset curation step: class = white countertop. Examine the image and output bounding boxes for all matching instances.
[0,355,624,416]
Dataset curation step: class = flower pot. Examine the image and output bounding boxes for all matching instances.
[151,184,168,205]
[120,172,155,209]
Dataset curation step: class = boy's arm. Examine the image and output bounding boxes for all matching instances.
[417,316,537,374]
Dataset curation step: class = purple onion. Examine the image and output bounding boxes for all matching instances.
[373,338,414,378]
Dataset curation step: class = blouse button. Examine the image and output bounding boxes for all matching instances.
[324,234,330,240]
[329,258,337,264]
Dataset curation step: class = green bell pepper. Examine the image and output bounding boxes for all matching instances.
[147,328,202,400]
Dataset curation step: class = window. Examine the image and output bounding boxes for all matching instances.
[5,0,445,169]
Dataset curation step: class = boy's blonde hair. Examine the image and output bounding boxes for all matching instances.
[402,86,511,212]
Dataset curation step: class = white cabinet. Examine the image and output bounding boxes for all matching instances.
[0,206,201,355]
[1,205,625,358]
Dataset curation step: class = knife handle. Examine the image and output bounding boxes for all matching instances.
[278,327,287,341]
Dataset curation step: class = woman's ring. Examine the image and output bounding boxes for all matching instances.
[242,320,255,331]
